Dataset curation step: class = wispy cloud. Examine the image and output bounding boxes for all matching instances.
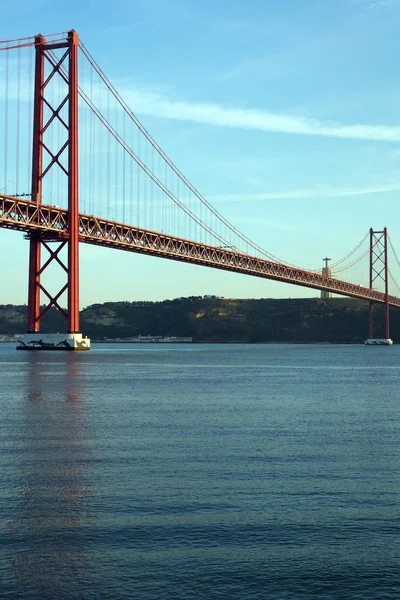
[354,0,400,9]
[228,215,308,233]
[123,87,400,143]
[367,0,400,7]
[210,183,400,204]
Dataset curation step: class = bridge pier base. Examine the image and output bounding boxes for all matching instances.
[365,338,393,346]
[16,332,90,351]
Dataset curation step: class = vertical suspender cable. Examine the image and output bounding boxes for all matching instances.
[89,59,94,215]
[151,145,155,230]
[28,45,33,190]
[177,177,180,237]
[4,47,9,190]
[142,139,148,229]
[114,93,118,220]
[96,68,101,215]
[137,128,140,226]
[16,46,21,192]
[129,117,133,226]
[164,159,167,234]
[107,90,110,218]
[122,105,126,225]
[48,53,53,206]
[56,49,60,206]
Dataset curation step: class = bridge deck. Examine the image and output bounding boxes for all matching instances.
[1,195,399,307]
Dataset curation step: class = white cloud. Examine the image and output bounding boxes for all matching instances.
[228,215,307,233]
[366,0,400,7]
[3,67,400,145]
[354,0,400,8]
[123,87,400,143]
[210,183,400,204]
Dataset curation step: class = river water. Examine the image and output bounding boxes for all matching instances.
[0,342,399,599]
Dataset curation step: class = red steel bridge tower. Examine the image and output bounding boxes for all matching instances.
[21,30,89,350]
[366,228,392,345]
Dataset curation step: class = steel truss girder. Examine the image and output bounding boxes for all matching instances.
[2,195,400,308]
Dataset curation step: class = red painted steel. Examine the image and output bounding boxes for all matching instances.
[369,228,373,339]
[25,30,81,334]
[2,195,400,309]
[384,227,390,338]
[27,234,41,332]
[368,228,391,338]
[27,35,45,332]
[67,30,80,333]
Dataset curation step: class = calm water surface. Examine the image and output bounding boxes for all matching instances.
[0,343,399,599]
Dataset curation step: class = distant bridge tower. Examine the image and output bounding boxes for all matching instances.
[321,257,332,299]
[365,227,392,345]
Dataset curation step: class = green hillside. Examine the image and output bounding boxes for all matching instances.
[0,296,398,343]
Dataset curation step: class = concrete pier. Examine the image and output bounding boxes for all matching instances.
[17,333,90,351]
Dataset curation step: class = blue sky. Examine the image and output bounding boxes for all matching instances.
[1,0,400,306]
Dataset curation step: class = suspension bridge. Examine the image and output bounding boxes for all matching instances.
[1,30,399,349]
